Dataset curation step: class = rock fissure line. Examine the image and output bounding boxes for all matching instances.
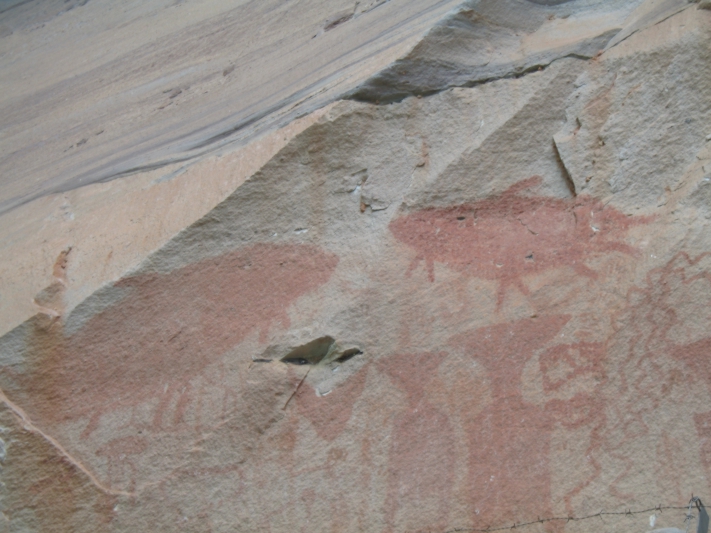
[553,138,577,197]
[349,53,593,105]
[604,3,694,53]
[0,387,133,498]
[443,504,694,533]
[283,366,311,410]
[516,217,538,236]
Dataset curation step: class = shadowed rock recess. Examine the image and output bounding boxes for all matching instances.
[1,0,711,531]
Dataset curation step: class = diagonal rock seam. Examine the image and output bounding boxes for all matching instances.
[553,137,577,197]
[0,387,133,498]
[346,52,600,104]
[603,2,695,52]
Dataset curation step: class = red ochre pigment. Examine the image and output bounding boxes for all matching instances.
[453,316,606,531]
[389,176,652,308]
[9,243,339,439]
[379,351,456,532]
[295,364,369,442]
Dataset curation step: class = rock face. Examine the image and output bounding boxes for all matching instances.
[1,0,711,531]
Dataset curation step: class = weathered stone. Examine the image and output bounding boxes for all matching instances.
[1,0,711,531]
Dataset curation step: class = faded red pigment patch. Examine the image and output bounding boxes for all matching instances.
[389,176,651,307]
[95,436,149,493]
[672,337,711,388]
[605,252,711,496]
[10,243,338,438]
[541,342,606,397]
[378,352,456,533]
[452,316,607,531]
[671,323,711,483]
[695,412,711,482]
[538,341,608,512]
[295,364,369,442]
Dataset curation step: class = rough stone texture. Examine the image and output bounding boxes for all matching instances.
[1,0,711,532]
[0,106,334,338]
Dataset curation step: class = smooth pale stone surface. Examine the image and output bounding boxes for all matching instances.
[0,0,462,214]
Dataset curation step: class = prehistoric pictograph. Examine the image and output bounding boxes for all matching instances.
[449,316,606,531]
[389,176,651,308]
[0,243,338,448]
[1,0,709,529]
[295,364,370,442]
[379,352,456,532]
[601,252,711,501]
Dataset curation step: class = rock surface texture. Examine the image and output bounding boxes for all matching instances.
[1,0,711,531]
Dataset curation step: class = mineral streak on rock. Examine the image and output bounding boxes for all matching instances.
[390,176,652,308]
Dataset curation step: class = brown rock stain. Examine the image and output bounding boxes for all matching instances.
[52,247,72,284]
[6,243,338,440]
[389,176,651,308]
[32,247,73,317]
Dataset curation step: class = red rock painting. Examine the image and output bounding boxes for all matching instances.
[696,412,711,484]
[250,366,372,533]
[95,436,149,492]
[607,252,711,494]
[389,176,651,308]
[378,352,456,533]
[452,315,607,530]
[5,243,338,440]
[295,364,369,442]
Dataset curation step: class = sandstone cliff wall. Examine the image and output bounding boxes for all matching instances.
[1,0,711,531]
